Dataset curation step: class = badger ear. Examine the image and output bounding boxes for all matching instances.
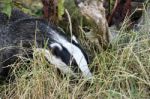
[50,43,63,57]
[71,35,78,44]
[50,43,62,51]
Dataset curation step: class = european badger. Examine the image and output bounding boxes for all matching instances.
[0,9,92,80]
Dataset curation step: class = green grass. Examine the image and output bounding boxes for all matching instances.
[0,27,150,99]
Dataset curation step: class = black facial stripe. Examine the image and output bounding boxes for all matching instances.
[50,43,82,73]
[51,45,71,65]
[70,58,82,74]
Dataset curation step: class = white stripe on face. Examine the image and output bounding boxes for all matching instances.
[50,31,92,78]
[62,42,92,78]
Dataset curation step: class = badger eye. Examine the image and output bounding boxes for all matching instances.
[70,57,78,66]
[70,58,81,73]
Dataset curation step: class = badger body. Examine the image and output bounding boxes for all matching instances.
[0,9,92,79]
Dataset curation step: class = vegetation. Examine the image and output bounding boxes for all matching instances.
[0,0,150,98]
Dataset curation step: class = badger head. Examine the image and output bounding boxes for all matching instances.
[8,18,92,79]
[36,32,92,79]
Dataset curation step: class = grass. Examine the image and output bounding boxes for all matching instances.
[0,5,150,99]
[0,28,150,99]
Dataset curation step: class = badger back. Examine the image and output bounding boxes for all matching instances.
[8,18,92,78]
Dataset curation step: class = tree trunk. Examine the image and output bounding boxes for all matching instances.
[75,0,111,49]
[41,0,58,24]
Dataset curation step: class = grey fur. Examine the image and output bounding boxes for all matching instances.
[0,9,66,78]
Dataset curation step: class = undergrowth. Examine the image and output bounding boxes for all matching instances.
[0,26,150,99]
[0,4,150,99]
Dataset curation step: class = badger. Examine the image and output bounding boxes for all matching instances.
[0,9,92,80]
